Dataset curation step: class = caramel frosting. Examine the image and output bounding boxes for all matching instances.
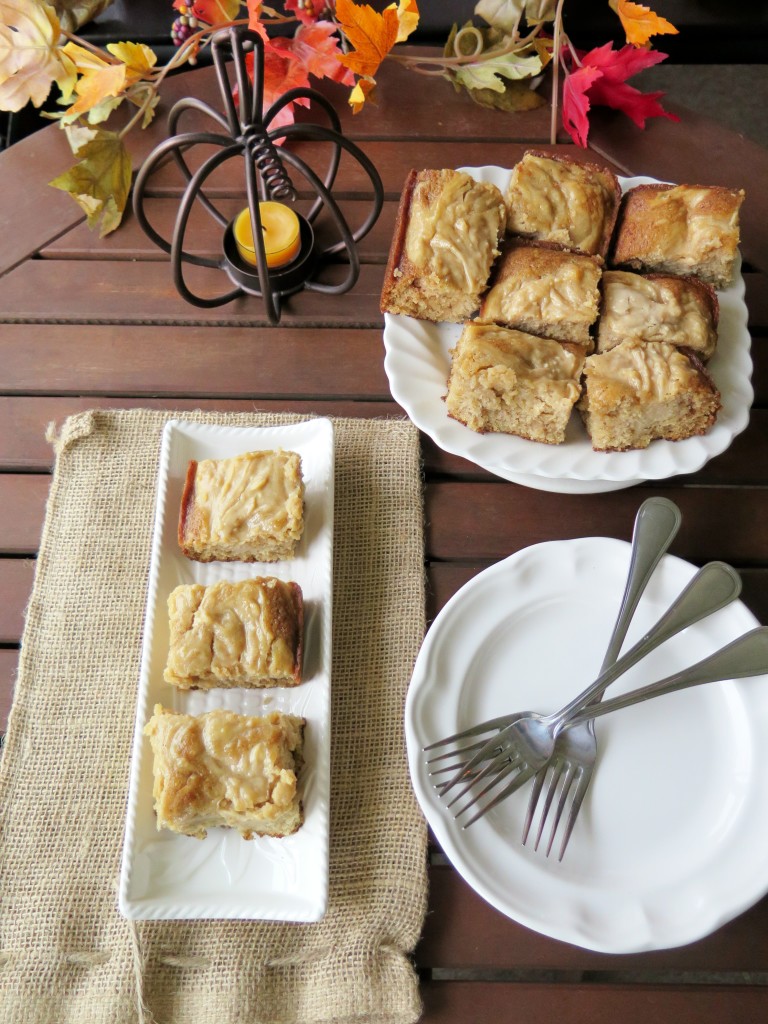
[145,706,304,839]
[459,323,583,395]
[188,449,303,546]
[505,152,617,255]
[598,271,717,357]
[164,578,303,688]
[481,246,601,328]
[404,170,505,293]
[586,338,699,401]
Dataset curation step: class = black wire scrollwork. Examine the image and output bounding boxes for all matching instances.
[132,26,383,323]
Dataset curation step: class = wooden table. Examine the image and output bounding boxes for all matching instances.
[2,53,768,1022]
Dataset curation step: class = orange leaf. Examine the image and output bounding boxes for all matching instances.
[348,76,376,113]
[615,0,678,47]
[335,0,399,78]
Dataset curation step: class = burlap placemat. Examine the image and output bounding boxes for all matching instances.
[0,409,428,1024]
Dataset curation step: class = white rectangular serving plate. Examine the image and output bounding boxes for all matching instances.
[118,418,334,921]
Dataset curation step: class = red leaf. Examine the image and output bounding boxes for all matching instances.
[562,43,679,146]
[561,64,602,147]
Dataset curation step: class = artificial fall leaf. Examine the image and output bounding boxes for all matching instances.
[280,20,355,84]
[468,77,545,111]
[65,62,128,117]
[387,0,419,43]
[561,42,679,146]
[452,49,542,94]
[178,0,241,27]
[49,128,132,236]
[335,0,399,78]
[475,0,555,33]
[561,63,602,147]
[106,41,158,79]
[348,76,375,113]
[0,0,71,111]
[611,0,678,47]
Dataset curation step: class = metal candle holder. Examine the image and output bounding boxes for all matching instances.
[132,26,383,323]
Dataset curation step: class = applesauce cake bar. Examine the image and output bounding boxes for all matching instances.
[178,448,304,563]
[597,270,719,361]
[610,182,745,289]
[380,168,506,323]
[445,322,585,445]
[504,150,621,260]
[164,577,304,689]
[578,339,721,451]
[145,705,305,839]
[477,240,601,349]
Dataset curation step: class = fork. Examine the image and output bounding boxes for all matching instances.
[429,559,745,823]
[523,496,682,860]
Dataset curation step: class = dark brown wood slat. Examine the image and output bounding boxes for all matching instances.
[419,865,768,972]
[0,560,35,645]
[0,261,389,325]
[0,397,402,470]
[0,477,50,555]
[426,483,768,566]
[42,198,402,264]
[420,980,768,1023]
[136,139,625,197]
[0,322,390,390]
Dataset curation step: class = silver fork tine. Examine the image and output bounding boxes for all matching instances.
[532,761,570,851]
[443,752,520,807]
[540,761,579,855]
[460,764,539,827]
[452,757,526,817]
[554,765,594,860]
[423,714,519,751]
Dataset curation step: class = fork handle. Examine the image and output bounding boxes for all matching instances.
[565,626,768,727]
[599,497,682,675]
[556,560,743,725]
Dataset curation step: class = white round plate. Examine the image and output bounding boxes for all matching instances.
[383,168,753,493]
[405,538,768,952]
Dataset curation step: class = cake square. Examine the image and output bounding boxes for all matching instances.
[578,339,721,451]
[610,183,745,289]
[445,322,585,445]
[477,240,601,349]
[178,449,304,563]
[597,270,719,361]
[380,168,506,323]
[164,577,304,689]
[504,150,621,260]
[144,705,305,839]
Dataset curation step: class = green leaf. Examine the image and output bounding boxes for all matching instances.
[49,129,132,236]
[468,78,546,111]
[453,50,542,93]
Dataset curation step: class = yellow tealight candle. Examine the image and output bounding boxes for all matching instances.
[234,202,302,269]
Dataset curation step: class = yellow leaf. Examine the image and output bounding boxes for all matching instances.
[0,0,71,111]
[348,76,376,113]
[386,0,419,44]
[106,41,157,77]
[614,0,678,46]
[335,0,399,78]
[61,41,112,73]
[49,128,132,236]
[65,62,127,117]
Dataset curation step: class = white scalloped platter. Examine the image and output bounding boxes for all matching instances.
[383,168,753,493]
[119,418,334,921]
